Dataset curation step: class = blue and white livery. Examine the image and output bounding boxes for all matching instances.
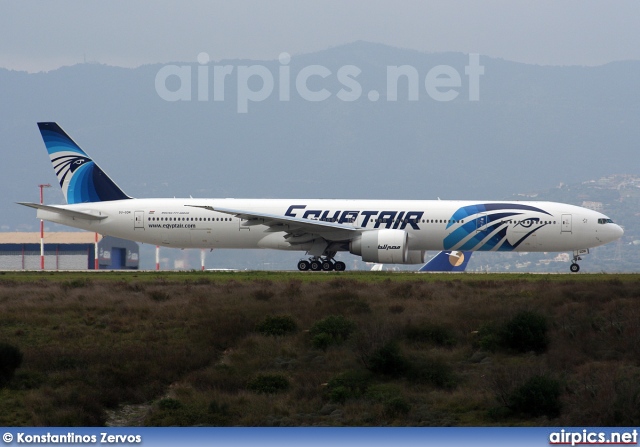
[38,123,130,204]
[19,123,624,272]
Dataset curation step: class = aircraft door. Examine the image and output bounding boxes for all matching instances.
[561,214,572,233]
[134,211,144,230]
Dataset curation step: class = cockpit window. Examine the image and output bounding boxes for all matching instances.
[598,218,614,224]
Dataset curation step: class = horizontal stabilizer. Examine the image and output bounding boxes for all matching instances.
[17,202,107,221]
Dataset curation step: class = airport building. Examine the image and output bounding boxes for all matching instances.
[0,233,139,270]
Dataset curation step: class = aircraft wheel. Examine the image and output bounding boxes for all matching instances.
[297,260,311,271]
[334,261,346,272]
[322,260,334,271]
[570,263,580,273]
[310,260,322,271]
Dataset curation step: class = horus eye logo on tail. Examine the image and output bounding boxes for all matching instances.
[52,154,91,187]
[38,123,131,204]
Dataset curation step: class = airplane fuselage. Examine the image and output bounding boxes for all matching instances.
[37,198,623,254]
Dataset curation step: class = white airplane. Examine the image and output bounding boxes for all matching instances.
[19,123,624,273]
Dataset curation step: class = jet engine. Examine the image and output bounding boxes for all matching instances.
[350,229,422,264]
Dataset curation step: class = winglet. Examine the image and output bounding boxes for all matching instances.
[37,122,131,204]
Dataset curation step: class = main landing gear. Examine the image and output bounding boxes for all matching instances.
[297,257,346,272]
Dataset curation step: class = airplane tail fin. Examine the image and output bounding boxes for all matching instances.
[37,122,131,204]
[419,251,472,272]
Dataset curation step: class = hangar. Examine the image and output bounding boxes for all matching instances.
[0,233,139,270]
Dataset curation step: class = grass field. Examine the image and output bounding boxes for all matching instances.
[0,271,639,426]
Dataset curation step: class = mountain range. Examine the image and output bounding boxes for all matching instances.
[1,41,638,270]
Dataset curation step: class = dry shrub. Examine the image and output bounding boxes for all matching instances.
[282,280,302,298]
[319,288,371,315]
[405,323,457,348]
[326,278,369,292]
[353,318,400,368]
[1,274,639,426]
[252,289,274,301]
[561,361,640,425]
[388,304,405,314]
[389,282,413,299]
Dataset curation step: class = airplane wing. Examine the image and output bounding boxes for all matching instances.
[17,202,108,221]
[186,205,361,245]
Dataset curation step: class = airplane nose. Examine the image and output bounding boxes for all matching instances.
[607,224,624,243]
[614,224,624,240]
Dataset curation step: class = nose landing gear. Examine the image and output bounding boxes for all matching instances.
[570,249,589,273]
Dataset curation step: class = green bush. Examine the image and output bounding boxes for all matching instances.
[247,374,290,394]
[477,323,500,352]
[365,384,411,417]
[9,371,45,390]
[312,333,333,351]
[384,396,411,417]
[0,343,23,387]
[208,400,232,425]
[499,311,549,354]
[365,383,402,402]
[257,315,298,336]
[158,398,182,410]
[508,375,561,418]
[367,343,409,378]
[477,311,549,354]
[326,370,372,403]
[310,315,356,349]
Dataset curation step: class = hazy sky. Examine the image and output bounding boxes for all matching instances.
[1,0,639,72]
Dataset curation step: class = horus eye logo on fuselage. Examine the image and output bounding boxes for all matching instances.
[515,218,538,229]
[52,154,92,185]
[444,203,553,252]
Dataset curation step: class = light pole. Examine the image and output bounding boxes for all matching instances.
[38,184,51,270]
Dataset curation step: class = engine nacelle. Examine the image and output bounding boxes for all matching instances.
[350,229,412,264]
[406,250,426,264]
